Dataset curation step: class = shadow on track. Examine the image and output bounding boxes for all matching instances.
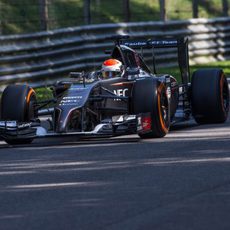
[0,135,141,149]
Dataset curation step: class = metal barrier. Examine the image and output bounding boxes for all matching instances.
[0,17,229,88]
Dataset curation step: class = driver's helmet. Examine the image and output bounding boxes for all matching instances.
[101,59,123,79]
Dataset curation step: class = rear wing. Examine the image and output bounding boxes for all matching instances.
[121,37,190,85]
[121,38,179,49]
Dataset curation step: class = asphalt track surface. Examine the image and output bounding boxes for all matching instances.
[1,117,230,230]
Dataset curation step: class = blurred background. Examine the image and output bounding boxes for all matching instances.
[0,0,229,88]
[0,0,229,35]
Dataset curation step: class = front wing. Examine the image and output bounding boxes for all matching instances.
[0,113,152,142]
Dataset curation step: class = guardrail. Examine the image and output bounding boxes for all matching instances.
[0,17,229,88]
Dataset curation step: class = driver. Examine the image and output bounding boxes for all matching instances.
[101,59,123,79]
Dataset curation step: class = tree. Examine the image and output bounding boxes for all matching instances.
[222,0,229,16]
[192,0,199,18]
[39,0,49,31]
[159,0,166,21]
[84,0,91,24]
[123,0,130,22]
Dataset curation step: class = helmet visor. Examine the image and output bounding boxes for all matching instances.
[102,71,120,79]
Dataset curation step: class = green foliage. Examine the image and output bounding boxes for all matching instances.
[0,0,40,34]
[191,61,230,78]
[198,0,224,18]
[154,61,230,82]
[0,0,228,34]
[35,87,53,101]
[167,0,224,20]
[48,0,84,28]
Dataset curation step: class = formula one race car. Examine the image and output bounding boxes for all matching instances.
[0,35,229,145]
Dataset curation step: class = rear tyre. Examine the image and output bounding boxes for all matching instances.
[191,68,229,124]
[132,78,170,138]
[1,85,37,145]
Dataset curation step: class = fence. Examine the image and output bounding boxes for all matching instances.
[0,17,229,88]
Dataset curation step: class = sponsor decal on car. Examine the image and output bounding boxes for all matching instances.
[137,114,152,133]
[113,88,128,97]
[142,116,152,131]
[59,96,83,105]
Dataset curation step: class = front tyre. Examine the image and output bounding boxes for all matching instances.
[1,84,37,145]
[132,78,170,138]
[191,68,229,124]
